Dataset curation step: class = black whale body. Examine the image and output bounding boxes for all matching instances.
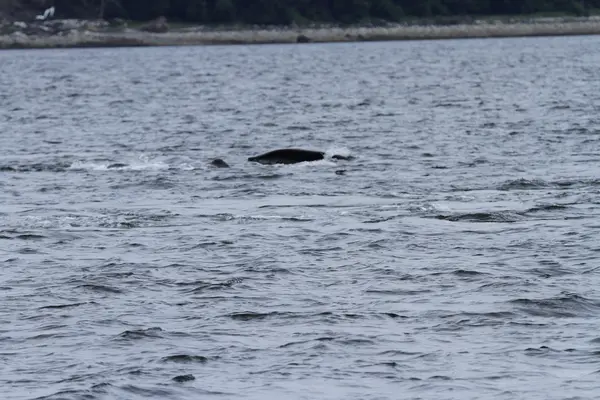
[210,158,230,168]
[248,149,351,165]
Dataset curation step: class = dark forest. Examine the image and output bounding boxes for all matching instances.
[2,0,598,24]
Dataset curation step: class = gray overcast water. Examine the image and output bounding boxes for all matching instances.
[2,35,600,400]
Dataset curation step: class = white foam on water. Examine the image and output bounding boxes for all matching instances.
[325,146,352,159]
[68,154,171,171]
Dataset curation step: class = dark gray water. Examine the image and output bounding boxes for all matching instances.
[2,35,600,400]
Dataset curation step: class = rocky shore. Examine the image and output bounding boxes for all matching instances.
[2,15,600,49]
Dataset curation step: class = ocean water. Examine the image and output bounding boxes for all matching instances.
[2,35,600,400]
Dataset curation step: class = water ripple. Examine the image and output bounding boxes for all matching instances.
[2,36,600,400]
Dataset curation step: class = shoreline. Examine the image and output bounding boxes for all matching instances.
[2,17,600,49]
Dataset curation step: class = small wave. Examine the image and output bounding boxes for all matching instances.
[97,211,177,229]
[298,246,344,254]
[243,215,313,222]
[194,213,312,223]
[15,233,46,240]
[366,288,432,296]
[111,176,176,190]
[363,216,397,223]
[455,311,516,320]
[529,260,573,278]
[434,101,465,108]
[227,311,283,321]
[351,98,371,108]
[373,112,397,117]
[211,173,288,181]
[38,302,87,310]
[11,211,176,230]
[279,337,335,348]
[17,247,40,254]
[316,312,364,320]
[187,241,234,249]
[0,231,48,240]
[510,293,600,318]
[523,345,559,355]
[38,185,66,193]
[161,354,209,363]
[119,384,185,397]
[116,327,164,340]
[381,312,408,319]
[181,278,242,293]
[554,179,593,188]
[0,162,71,173]
[433,211,522,223]
[278,335,379,350]
[286,125,311,131]
[458,158,489,167]
[193,213,235,221]
[29,332,69,340]
[337,338,377,346]
[78,284,123,294]
[453,269,486,277]
[430,269,487,279]
[31,389,92,400]
[108,99,135,106]
[172,374,195,383]
[550,103,571,110]
[378,350,422,358]
[525,204,569,213]
[431,311,516,330]
[498,178,549,190]
[429,375,453,380]
[498,178,600,191]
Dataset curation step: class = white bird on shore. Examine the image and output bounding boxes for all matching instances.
[36,7,55,21]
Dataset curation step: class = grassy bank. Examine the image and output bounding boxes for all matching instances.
[2,17,600,49]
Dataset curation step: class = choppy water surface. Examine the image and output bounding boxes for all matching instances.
[2,35,600,400]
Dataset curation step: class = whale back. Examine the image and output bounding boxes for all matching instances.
[210,158,230,168]
[248,149,325,165]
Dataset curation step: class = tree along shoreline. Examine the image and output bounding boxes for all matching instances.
[2,15,600,50]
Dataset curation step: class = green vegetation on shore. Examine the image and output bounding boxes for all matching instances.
[2,0,600,25]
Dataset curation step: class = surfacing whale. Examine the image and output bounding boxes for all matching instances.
[248,148,352,165]
[210,158,230,168]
